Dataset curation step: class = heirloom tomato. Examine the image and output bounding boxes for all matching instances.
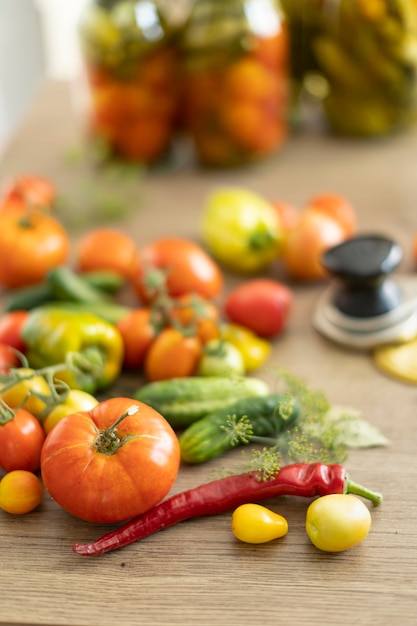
[41,397,180,523]
[224,279,293,338]
[76,228,140,280]
[133,237,223,303]
[0,210,70,288]
[306,494,372,552]
[116,308,157,369]
[0,311,29,352]
[0,408,46,473]
[144,328,202,381]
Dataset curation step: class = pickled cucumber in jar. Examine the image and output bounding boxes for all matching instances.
[180,0,290,167]
[79,0,181,162]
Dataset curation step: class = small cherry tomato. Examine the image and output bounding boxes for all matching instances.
[304,192,357,238]
[1,368,53,419]
[282,211,346,282]
[0,344,20,373]
[133,237,223,303]
[170,295,220,345]
[144,328,203,381]
[0,408,46,473]
[220,323,271,372]
[0,310,29,352]
[232,503,288,543]
[0,470,44,514]
[43,389,99,435]
[41,397,180,523]
[1,175,56,213]
[0,210,70,289]
[224,279,293,338]
[76,228,140,280]
[306,494,372,552]
[116,308,157,369]
[197,339,245,376]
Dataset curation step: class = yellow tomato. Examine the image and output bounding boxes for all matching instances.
[1,368,52,419]
[43,389,99,434]
[232,503,288,544]
[221,323,271,372]
[0,470,44,514]
[306,494,372,552]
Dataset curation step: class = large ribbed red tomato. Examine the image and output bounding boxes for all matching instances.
[40,397,180,523]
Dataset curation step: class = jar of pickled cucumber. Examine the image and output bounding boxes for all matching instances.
[180,0,290,167]
[78,0,181,163]
[282,0,417,137]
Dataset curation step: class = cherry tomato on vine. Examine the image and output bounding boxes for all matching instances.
[197,339,245,377]
[0,344,20,373]
[224,279,293,338]
[144,328,203,381]
[43,389,99,435]
[0,210,70,288]
[1,174,56,213]
[232,503,288,543]
[133,237,223,303]
[1,368,53,420]
[282,210,346,282]
[0,310,29,352]
[306,494,372,552]
[76,228,140,280]
[170,295,220,345]
[116,308,158,369]
[0,408,46,473]
[0,470,44,514]
[41,397,180,523]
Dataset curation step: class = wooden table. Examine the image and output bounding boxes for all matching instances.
[1,80,417,626]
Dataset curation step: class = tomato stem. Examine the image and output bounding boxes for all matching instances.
[94,405,140,455]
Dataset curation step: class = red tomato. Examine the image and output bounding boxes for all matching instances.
[1,175,56,213]
[224,279,293,338]
[0,343,20,372]
[133,237,223,303]
[0,311,29,352]
[303,193,357,237]
[282,211,346,281]
[116,308,157,369]
[76,228,140,280]
[0,408,46,473]
[40,397,180,523]
[144,327,203,381]
[0,211,70,288]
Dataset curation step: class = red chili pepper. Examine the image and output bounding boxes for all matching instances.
[73,463,383,557]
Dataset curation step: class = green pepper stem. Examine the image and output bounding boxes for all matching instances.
[346,478,383,506]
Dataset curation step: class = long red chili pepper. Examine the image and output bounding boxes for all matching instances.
[73,463,383,556]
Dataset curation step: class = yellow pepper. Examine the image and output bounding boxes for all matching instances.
[221,322,271,372]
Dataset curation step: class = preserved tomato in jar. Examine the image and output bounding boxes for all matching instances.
[282,0,417,137]
[180,0,290,167]
[78,0,181,162]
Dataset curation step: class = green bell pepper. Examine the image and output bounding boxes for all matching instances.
[22,307,124,394]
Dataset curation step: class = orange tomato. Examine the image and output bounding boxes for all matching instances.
[1,174,56,213]
[76,228,140,280]
[282,211,346,281]
[144,328,203,381]
[270,200,299,234]
[0,470,44,514]
[116,308,157,369]
[170,295,220,345]
[304,193,357,238]
[0,210,70,289]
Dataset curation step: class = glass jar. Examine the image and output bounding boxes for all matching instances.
[180,0,290,167]
[283,0,417,137]
[78,0,181,163]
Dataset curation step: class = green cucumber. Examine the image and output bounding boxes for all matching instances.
[134,376,270,428]
[46,266,111,304]
[179,393,300,464]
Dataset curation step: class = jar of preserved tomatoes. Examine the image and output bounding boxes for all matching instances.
[78,0,181,163]
[180,0,290,167]
[282,0,417,137]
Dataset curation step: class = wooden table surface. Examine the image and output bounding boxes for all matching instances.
[1,80,417,626]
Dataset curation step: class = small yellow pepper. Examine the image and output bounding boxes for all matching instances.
[221,323,271,372]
